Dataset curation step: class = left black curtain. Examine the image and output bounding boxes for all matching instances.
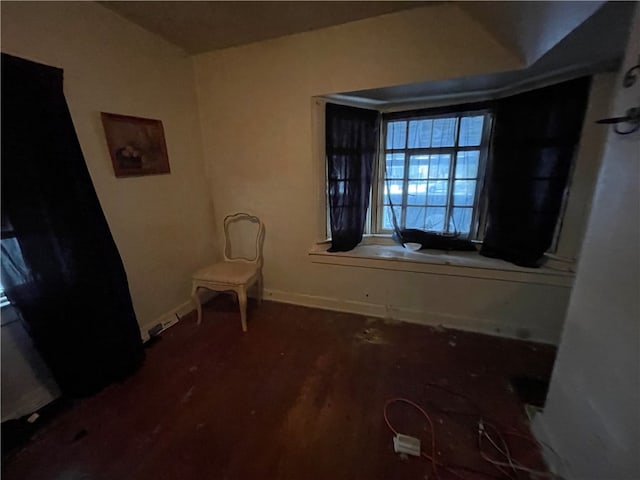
[326,103,378,252]
[1,53,144,397]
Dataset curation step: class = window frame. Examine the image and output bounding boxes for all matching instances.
[372,109,494,239]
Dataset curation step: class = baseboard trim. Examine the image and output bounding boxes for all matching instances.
[139,291,218,342]
[264,288,557,344]
[139,288,557,344]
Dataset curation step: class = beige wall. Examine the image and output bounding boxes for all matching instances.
[1,1,216,329]
[0,2,614,346]
[191,4,608,344]
[533,7,640,478]
[556,73,615,259]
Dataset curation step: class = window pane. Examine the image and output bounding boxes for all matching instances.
[455,151,479,178]
[453,180,476,206]
[458,116,484,147]
[406,206,426,229]
[407,181,427,205]
[428,154,451,179]
[450,207,472,233]
[382,205,402,230]
[378,114,487,236]
[383,180,404,205]
[385,153,405,179]
[408,155,429,179]
[425,207,446,231]
[386,121,406,149]
[427,181,448,205]
[431,118,457,147]
[408,119,433,148]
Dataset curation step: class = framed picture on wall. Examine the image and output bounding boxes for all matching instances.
[101,112,170,178]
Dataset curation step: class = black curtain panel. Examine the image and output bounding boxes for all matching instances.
[326,103,379,252]
[480,77,592,267]
[1,53,144,397]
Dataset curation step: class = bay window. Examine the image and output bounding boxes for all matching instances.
[322,76,591,267]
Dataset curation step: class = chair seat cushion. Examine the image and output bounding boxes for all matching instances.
[193,261,259,286]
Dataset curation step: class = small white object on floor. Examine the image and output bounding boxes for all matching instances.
[393,433,421,457]
[27,412,40,423]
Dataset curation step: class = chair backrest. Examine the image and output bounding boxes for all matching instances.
[223,213,265,267]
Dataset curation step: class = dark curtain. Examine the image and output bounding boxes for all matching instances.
[1,53,144,397]
[480,77,592,267]
[326,103,378,252]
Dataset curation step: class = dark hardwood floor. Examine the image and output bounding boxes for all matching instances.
[2,296,556,479]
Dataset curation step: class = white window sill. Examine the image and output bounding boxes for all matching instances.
[309,240,575,287]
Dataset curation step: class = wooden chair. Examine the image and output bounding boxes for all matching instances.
[191,213,265,332]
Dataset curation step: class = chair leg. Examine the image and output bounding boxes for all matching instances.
[191,284,202,325]
[237,287,248,332]
[257,272,263,305]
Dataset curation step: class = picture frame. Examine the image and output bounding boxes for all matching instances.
[100,112,170,178]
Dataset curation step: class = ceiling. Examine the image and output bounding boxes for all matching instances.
[341,1,635,105]
[100,1,635,104]
[101,1,431,54]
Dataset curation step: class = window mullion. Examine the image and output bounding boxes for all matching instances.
[372,119,386,233]
[400,122,410,229]
[401,149,410,228]
[445,117,461,233]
